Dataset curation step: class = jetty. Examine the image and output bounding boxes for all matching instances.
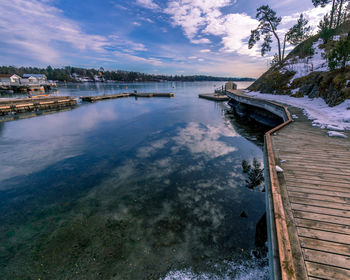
[0,96,77,116]
[226,89,350,280]
[80,92,174,102]
[198,93,229,101]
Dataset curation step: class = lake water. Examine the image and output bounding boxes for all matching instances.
[0,81,269,279]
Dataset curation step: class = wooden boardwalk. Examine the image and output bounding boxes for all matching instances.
[226,90,350,279]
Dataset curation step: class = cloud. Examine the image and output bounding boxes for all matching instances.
[0,0,110,64]
[200,49,211,53]
[282,4,332,31]
[164,0,231,44]
[172,122,238,159]
[136,0,159,10]
[113,51,163,66]
[165,0,258,56]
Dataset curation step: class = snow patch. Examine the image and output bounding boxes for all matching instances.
[276,166,284,173]
[283,40,329,85]
[328,131,348,138]
[246,91,350,131]
[291,88,299,94]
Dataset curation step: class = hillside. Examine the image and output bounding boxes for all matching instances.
[249,22,350,107]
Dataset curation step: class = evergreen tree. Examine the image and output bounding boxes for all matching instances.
[249,6,310,64]
[313,0,350,29]
[286,14,311,45]
[249,5,284,63]
[328,32,350,69]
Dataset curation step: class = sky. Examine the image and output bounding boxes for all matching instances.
[0,0,331,78]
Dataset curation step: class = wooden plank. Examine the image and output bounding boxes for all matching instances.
[284,176,350,187]
[300,237,350,256]
[290,196,350,211]
[298,227,350,245]
[295,218,350,235]
[305,261,350,279]
[285,170,350,182]
[280,163,350,174]
[294,210,350,226]
[287,183,350,195]
[278,154,350,163]
[303,249,350,269]
[288,186,350,199]
[280,165,350,176]
[291,203,350,218]
[289,191,350,204]
[277,149,350,157]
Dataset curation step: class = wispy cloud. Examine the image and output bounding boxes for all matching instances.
[164,0,258,56]
[136,0,159,10]
[0,0,110,64]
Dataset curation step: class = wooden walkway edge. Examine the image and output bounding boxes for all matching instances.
[226,89,350,280]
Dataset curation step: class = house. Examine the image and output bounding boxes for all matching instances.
[0,74,21,84]
[23,74,47,84]
[94,74,104,82]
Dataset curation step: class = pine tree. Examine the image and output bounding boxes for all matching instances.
[312,0,350,28]
[249,5,283,63]
[328,32,350,69]
[249,6,311,64]
[286,14,311,45]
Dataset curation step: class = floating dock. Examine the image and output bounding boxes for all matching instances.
[226,89,350,280]
[81,93,130,102]
[0,96,77,116]
[198,93,229,101]
[80,92,174,102]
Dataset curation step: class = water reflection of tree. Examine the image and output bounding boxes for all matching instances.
[242,158,264,190]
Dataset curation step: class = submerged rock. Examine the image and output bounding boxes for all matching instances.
[240,211,248,218]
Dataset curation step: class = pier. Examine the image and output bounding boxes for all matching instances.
[0,96,77,116]
[80,92,174,102]
[198,93,229,101]
[226,89,350,280]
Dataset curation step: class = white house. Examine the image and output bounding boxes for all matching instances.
[0,74,21,84]
[22,74,47,84]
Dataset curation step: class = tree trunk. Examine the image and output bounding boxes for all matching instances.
[269,22,282,63]
[330,0,336,29]
[337,0,344,27]
[282,35,287,62]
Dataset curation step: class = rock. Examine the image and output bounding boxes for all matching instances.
[240,211,248,218]
[308,85,319,98]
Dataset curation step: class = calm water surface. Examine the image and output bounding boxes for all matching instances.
[0,82,269,279]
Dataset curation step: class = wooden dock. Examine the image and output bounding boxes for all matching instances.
[226,90,350,280]
[80,92,174,102]
[198,93,229,101]
[0,96,77,116]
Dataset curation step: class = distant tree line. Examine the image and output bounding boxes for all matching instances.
[0,66,255,82]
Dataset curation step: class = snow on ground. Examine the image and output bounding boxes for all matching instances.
[328,131,348,138]
[245,91,350,131]
[283,39,329,84]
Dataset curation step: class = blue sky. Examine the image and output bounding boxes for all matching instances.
[0,0,330,77]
